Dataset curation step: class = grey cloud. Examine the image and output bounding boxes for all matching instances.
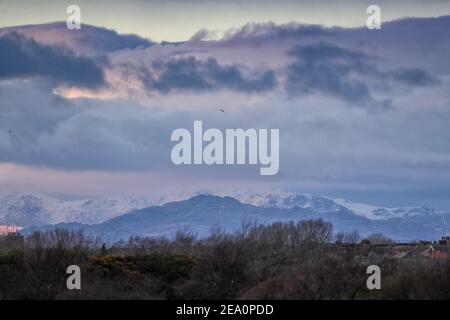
[389,68,440,87]
[73,24,154,52]
[0,22,154,54]
[139,57,277,93]
[285,42,439,107]
[2,78,450,200]
[0,81,176,171]
[285,43,376,104]
[0,32,105,88]
[290,43,372,70]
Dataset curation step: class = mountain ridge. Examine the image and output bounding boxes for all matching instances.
[20,193,447,242]
[0,192,155,227]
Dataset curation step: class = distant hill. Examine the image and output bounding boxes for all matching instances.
[22,194,445,242]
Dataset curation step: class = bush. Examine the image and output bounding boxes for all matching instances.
[0,220,449,299]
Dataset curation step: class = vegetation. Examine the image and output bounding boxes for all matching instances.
[0,220,449,300]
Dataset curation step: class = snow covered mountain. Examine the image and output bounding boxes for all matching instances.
[236,192,449,222]
[0,193,154,227]
[234,192,342,213]
[4,192,449,241]
[235,192,450,237]
[23,194,445,242]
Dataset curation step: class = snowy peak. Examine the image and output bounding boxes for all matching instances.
[171,194,242,207]
[0,193,154,227]
[235,192,342,213]
[334,198,450,221]
[332,198,397,220]
[0,193,57,226]
[235,192,450,221]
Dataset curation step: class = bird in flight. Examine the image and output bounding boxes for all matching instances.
[220,108,225,112]
[8,130,12,135]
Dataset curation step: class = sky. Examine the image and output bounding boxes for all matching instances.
[0,0,450,41]
[1,1,450,207]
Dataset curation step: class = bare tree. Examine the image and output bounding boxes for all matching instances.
[296,219,333,245]
[334,231,361,244]
[365,233,394,244]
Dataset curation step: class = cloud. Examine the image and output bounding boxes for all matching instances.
[285,42,376,104]
[136,56,277,94]
[1,18,450,206]
[0,22,154,54]
[0,32,105,88]
[70,23,154,52]
[3,76,450,207]
[284,42,439,107]
[290,43,370,67]
[0,81,172,171]
[191,22,331,43]
[389,68,440,87]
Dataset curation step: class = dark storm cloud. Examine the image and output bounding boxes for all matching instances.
[291,43,371,69]
[139,57,277,93]
[0,32,105,88]
[285,42,440,106]
[285,43,375,104]
[389,68,440,87]
[0,23,154,54]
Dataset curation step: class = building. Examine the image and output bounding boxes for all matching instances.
[420,245,449,260]
[438,236,450,245]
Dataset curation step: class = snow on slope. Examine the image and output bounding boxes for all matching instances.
[332,198,397,220]
[0,193,155,227]
[232,191,342,213]
[234,191,450,222]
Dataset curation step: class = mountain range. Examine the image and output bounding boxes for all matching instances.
[2,192,447,242]
[0,193,154,227]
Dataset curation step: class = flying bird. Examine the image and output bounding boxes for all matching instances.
[8,130,11,135]
[220,108,225,112]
